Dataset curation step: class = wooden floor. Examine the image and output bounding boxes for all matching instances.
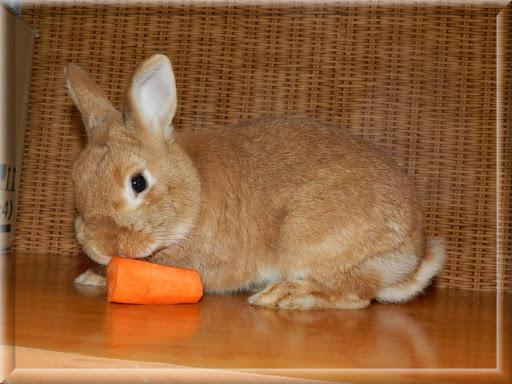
[6,252,512,383]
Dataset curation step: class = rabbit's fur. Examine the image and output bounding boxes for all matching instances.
[66,54,445,310]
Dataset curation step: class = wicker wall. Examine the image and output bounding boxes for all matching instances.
[16,3,511,291]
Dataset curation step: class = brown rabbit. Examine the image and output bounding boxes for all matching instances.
[66,54,445,310]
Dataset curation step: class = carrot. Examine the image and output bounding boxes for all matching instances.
[107,256,203,304]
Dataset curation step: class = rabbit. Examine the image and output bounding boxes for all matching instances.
[65,54,445,310]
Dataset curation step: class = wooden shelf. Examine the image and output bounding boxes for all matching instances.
[7,252,511,383]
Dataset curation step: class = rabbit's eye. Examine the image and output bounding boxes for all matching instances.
[131,173,147,194]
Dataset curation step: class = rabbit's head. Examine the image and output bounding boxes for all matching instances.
[65,55,200,265]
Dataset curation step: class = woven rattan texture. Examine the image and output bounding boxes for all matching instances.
[17,4,510,291]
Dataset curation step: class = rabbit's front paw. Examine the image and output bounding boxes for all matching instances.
[74,269,106,286]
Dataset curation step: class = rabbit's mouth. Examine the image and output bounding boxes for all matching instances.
[76,215,163,264]
[117,242,161,260]
[76,213,195,264]
[83,241,158,265]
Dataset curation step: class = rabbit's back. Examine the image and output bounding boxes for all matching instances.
[177,116,410,196]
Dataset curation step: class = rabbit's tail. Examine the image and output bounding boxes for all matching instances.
[375,238,446,303]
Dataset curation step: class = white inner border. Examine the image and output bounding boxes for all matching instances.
[2,0,509,381]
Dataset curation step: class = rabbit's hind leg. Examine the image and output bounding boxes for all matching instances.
[248,268,378,310]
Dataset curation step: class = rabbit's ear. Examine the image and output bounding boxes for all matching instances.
[64,63,121,139]
[124,54,177,140]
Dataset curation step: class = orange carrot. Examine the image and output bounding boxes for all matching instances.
[107,256,203,304]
